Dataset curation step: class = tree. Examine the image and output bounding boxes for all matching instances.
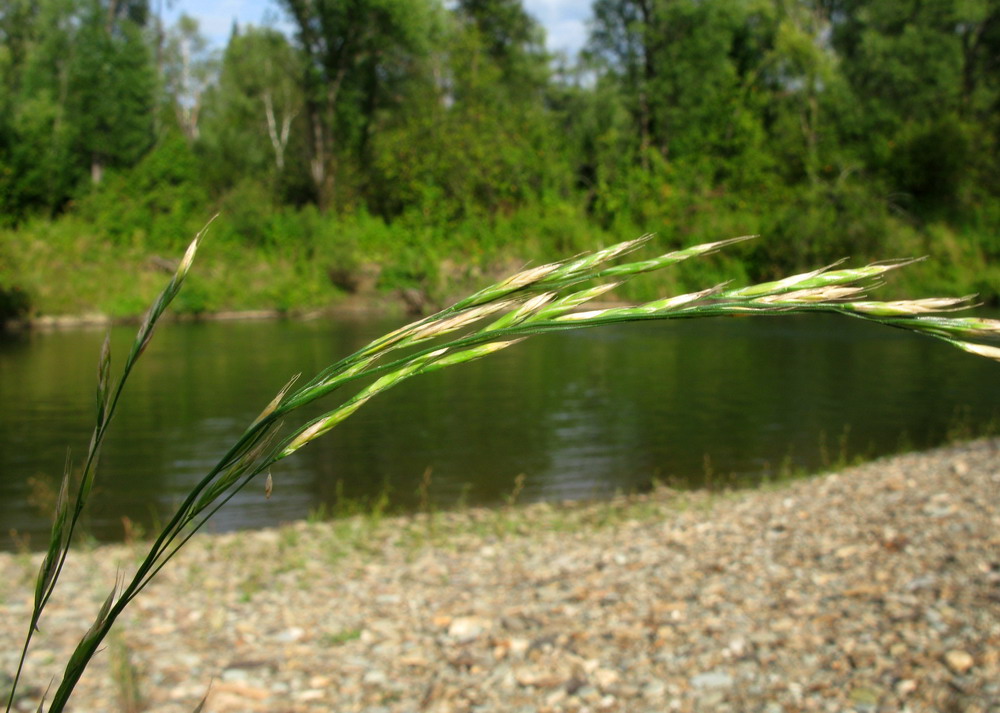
[368,0,571,219]
[585,0,777,181]
[585,0,658,164]
[827,0,1000,214]
[276,0,439,209]
[199,25,306,194]
[66,0,156,185]
[453,0,549,94]
[162,14,218,141]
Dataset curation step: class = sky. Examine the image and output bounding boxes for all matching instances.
[163,0,591,58]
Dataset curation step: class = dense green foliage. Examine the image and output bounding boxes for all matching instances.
[2,0,999,318]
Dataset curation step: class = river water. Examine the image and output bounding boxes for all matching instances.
[1,312,998,549]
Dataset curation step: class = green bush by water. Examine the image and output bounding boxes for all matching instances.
[4,188,998,322]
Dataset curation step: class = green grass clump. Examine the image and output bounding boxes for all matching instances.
[6,221,1000,713]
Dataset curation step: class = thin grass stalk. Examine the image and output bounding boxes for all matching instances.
[5,219,215,713]
[13,229,1000,713]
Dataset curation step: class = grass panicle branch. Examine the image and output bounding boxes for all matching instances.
[7,226,998,713]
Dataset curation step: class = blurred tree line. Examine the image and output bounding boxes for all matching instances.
[2,0,999,312]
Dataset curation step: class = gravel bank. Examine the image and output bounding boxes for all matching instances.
[2,439,998,713]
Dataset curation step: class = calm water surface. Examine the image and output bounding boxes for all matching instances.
[1,313,998,549]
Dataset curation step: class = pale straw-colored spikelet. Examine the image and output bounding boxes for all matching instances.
[954,342,1000,361]
[497,263,562,290]
[727,260,849,297]
[588,234,654,263]
[531,282,623,321]
[555,308,611,322]
[408,300,516,342]
[656,286,722,310]
[752,286,868,304]
[282,396,371,455]
[847,297,974,316]
[175,215,217,282]
[252,373,300,424]
[507,292,559,325]
[550,235,654,280]
[339,355,379,379]
[639,283,730,312]
[674,234,757,260]
[175,235,200,281]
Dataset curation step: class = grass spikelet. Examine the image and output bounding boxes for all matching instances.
[554,308,612,322]
[406,300,516,343]
[418,340,525,375]
[951,342,1000,362]
[493,263,563,292]
[530,282,623,321]
[548,234,654,282]
[252,374,300,426]
[625,283,731,315]
[751,286,868,305]
[485,293,558,331]
[596,234,756,280]
[847,297,978,316]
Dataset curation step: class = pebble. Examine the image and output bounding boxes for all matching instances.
[2,438,999,712]
[691,671,734,689]
[447,616,489,642]
[945,649,975,674]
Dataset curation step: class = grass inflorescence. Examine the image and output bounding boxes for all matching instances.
[6,224,1000,713]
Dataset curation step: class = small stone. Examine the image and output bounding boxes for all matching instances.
[274,626,304,642]
[835,545,858,559]
[514,667,562,688]
[575,685,599,700]
[592,668,620,691]
[895,679,917,696]
[691,671,734,689]
[944,650,974,674]
[508,637,530,658]
[221,668,250,683]
[642,680,667,699]
[848,686,881,705]
[448,616,488,641]
[546,688,567,705]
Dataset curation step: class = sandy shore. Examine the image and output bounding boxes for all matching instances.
[2,439,999,713]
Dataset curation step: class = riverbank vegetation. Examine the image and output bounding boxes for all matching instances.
[2,0,1000,320]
